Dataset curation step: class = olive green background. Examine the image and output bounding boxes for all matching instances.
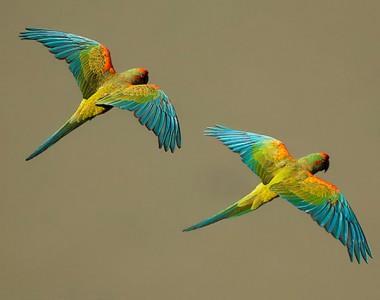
[1,0,379,299]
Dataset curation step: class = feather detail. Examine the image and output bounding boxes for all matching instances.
[96,84,181,152]
[270,173,372,263]
[205,125,294,184]
[20,28,116,98]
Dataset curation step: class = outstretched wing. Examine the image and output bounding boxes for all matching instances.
[270,171,372,263]
[96,84,181,152]
[205,125,293,184]
[19,28,116,99]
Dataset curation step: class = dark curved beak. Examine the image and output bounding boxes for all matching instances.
[144,75,149,84]
[324,160,330,172]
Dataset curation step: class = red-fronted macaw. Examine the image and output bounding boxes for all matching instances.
[184,125,372,263]
[20,28,181,160]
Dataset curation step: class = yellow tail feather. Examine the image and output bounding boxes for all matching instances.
[237,183,278,209]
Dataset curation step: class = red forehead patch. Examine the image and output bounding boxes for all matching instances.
[138,68,148,74]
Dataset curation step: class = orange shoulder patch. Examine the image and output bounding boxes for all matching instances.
[102,46,115,73]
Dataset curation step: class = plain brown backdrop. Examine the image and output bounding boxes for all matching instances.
[1,0,379,299]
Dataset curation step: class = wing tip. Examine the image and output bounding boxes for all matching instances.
[19,27,49,38]
[204,124,229,134]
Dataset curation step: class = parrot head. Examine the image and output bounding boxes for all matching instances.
[121,68,149,84]
[298,152,330,174]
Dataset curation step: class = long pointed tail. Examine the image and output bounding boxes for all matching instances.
[183,185,278,232]
[183,202,253,232]
[26,117,88,161]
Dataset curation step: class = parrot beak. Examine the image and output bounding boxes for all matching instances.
[324,160,330,173]
[144,75,149,84]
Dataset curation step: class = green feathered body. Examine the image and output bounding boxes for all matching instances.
[184,125,372,264]
[20,28,181,160]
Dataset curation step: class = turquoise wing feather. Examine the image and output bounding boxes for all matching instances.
[270,172,372,263]
[96,84,181,152]
[205,125,294,184]
[19,28,116,98]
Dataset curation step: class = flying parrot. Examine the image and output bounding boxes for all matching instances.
[19,28,181,160]
[183,125,372,263]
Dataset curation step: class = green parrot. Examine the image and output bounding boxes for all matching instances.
[20,28,181,160]
[184,125,372,263]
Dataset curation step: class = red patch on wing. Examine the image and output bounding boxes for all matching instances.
[102,46,115,73]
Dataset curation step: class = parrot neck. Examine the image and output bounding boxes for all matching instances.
[297,153,329,175]
[120,71,134,82]
[297,155,318,174]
